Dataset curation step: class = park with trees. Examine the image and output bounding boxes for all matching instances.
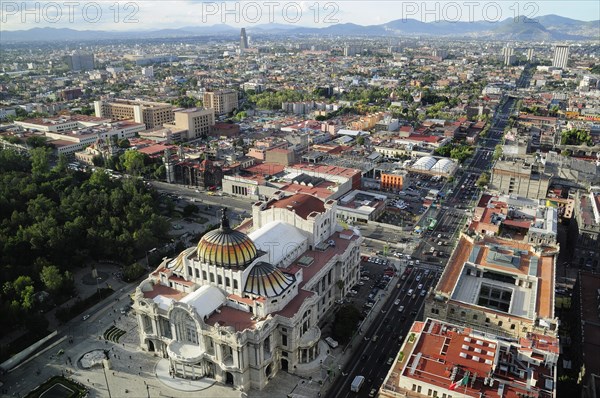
[0,148,170,357]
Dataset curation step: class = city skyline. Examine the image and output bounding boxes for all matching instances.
[1,1,598,32]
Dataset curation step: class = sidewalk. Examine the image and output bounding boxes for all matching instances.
[317,271,402,396]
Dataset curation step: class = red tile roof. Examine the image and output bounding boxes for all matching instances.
[267,193,326,219]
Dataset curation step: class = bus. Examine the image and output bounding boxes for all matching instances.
[351,375,365,392]
[428,219,438,231]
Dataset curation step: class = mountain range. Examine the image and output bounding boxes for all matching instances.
[2,15,598,42]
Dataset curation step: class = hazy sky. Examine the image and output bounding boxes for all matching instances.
[1,1,599,31]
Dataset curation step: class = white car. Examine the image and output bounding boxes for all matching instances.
[398,305,405,312]
[394,299,401,305]
[82,314,90,321]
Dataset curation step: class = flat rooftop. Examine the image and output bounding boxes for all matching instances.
[437,235,555,320]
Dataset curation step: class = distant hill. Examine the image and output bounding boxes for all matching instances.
[2,15,598,42]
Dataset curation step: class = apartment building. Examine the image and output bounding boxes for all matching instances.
[203,90,238,115]
[94,99,175,129]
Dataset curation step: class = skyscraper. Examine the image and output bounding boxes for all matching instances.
[66,51,95,71]
[552,45,569,69]
[526,48,534,62]
[502,45,515,66]
[240,28,249,50]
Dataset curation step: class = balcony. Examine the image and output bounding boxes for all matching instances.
[167,340,205,364]
[298,326,321,348]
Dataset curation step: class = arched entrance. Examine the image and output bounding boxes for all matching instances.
[265,363,272,377]
[225,372,234,385]
[280,358,288,372]
[147,340,155,352]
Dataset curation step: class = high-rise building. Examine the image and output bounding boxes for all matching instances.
[552,45,569,69]
[343,45,361,57]
[141,66,154,78]
[66,51,95,71]
[240,28,249,50]
[94,99,175,129]
[203,89,239,115]
[502,46,515,66]
[526,48,535,62]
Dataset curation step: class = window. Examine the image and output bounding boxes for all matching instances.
[282,334,287,346]
[194,268,199,278]
[417,386,422,393]
[428,389,432,396]
[225,277,230,287]
[218,275,222,285]
[510,324,516,330]
[473,314,478,320]
[234,279,238,289]
[450,308,455,315]
[485,317,490,323]
[498,321,503,327]
[209,273,215,283]
[460,311,466,318]
[202,271,207,280]
[412,384,417,391]
[187,266,192,276]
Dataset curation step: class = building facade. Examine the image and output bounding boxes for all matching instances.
[94,99,175,129]
[552,45,569,69]
[490,159,550,199]
[569,189,600,270]
[203,90,239,116]
[164,108,215,141]
[132,193,363,391]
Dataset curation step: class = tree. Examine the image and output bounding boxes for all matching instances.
[122,262,146,282]
[40,264,64,292]
[117,138,130,148]
[476,172,490,188]
[332,304,362,344]
[53,153,68,174]
[492,145,503,161]
[26,136,48,148]
[121,150,146,175]
[356,136,365,146]
[183,204,198,217]
[30,147,51,176]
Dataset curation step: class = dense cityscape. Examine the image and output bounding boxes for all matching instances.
[0,2,599,398]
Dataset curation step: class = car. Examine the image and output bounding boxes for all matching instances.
[82,314,90,321]
[386,357,394,365]
[372,335,379,342]
[394,299,401,305]
[369,388,377,397]
[358,281,365,286]
[417,283,423,289]
[415,260,420,265]
[398,305,405,312]
[415,275,421,282]
[421,290,426,296]
[437,234,442,238]
[407,289,414,296]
